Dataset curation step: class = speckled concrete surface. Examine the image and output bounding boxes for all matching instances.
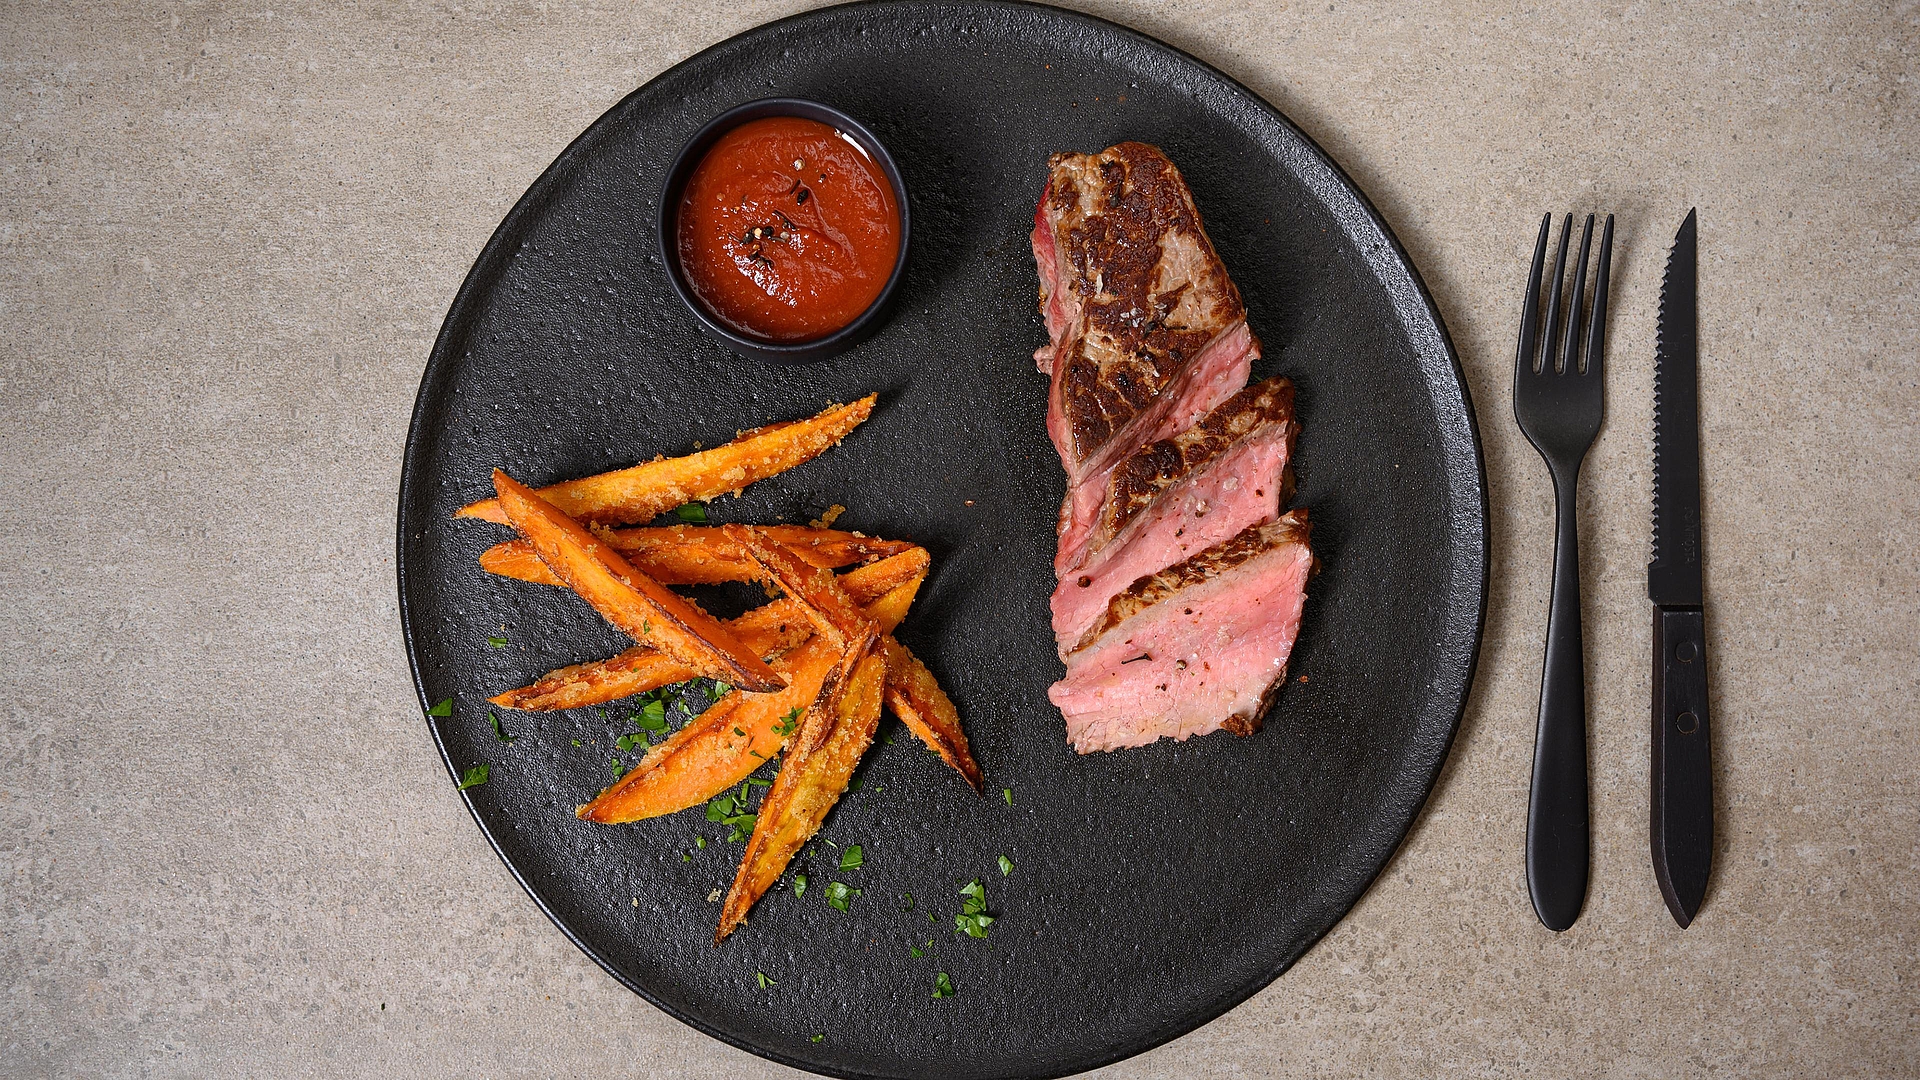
[3,1,1914,1076]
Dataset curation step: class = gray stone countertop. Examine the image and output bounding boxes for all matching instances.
[3,1,1914,1076]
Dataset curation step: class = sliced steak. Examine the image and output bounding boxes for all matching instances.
[1034,142,1254,487]
[1048,512,1313,753]
[1049,377,1297,651]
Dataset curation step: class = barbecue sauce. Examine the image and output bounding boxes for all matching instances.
[676,116,900,342]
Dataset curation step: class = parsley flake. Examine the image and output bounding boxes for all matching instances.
[615,734,640,751]
[695,836,706,849]
[490,712,514,743]
[955,879,994,938]
[707,681,731,701]
[571,739,582,747]
[755,971,775,989]
[838,845,864,870]
[486,636,508,648]
[999,855,1014,876]
[675,502,708,523]
[707,795,735,822]
[771,707,802,738]
[932,972,955,999]
[746,777,771,787]
[810,1034,824,1044]
[635,701,668,731]
[427,698,452,717]
[1003,787,1013,806]
[793,874,808,898]
[824,881,860,912]
[456,764,489,790]
[909,942,924,958]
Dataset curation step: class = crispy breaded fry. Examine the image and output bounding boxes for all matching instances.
[458,396,876,526]
[479,524,913,587]
[880,637,982,790]
[723,523,877,650]
[491,469,784,693]
[716,649,885,942]
[490,548,929,711]
[574,574,922,824]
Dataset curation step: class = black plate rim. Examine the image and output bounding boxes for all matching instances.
[396,2,1489,1076]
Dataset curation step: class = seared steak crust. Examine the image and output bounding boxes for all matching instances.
[1042,143,1247,474]
[1077,511,1313,653]
[1090,377,1297,555]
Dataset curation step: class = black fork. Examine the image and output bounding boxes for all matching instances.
[1512,212,1613,932]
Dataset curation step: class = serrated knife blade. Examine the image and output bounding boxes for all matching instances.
[1649,208,1713,928]
[1650,209,1703,608]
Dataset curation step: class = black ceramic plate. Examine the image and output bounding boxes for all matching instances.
[397,3,1486,1078]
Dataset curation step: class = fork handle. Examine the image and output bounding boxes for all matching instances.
[1527,472,1590,931]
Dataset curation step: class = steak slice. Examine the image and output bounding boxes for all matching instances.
[1048,377,1297,652]
[1035,142,1253,485]
[1050,319,1257,576]
[1048,512,1313,753]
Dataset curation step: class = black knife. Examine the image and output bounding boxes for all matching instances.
[1649,209,1713,927]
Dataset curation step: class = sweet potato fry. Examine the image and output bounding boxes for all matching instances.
[490,547,929,711]
[458,396,876,526]
[716,649,886,942]
[491,469,784,693]
[574,574,922,824]
[479,524,913,588]
[723,523,877,650]
[880,637,982,790]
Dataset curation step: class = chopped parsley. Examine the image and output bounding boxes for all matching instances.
[705,794,756,840]
[634,701,668,730]
[489,712,514,743]
[838,845,864,870]
[427,698,453,717]
[487,636,508,648]
[999,855,1014,876]
[615,734,641,751]
[608,756,625,778]
[824,881,860,912]
[755,971,775,989]
[932,972,955,999]
[675,502,708,523]
[955,879,994,938]
[810,1034,824,1044]
[771,707,802,738]
[1003,787,1013,806]
[571,739,582,747]
[456,764,489,790]
[909,942,924,958]
[733,726,746,737]
[695,836,706,850]
[746,777,771,787]
[707,681,731,701]
[793,874,808,898]
[900,892,915,912]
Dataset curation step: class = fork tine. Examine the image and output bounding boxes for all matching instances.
[1562,214,1595,374]
[1515,213,1551,379]
[1583,214,1615,377]
[1541,214,1573,373]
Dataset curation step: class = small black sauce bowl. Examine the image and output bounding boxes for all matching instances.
[658,98,911,364]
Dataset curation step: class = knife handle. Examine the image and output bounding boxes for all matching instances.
[1526,486,1589,932]
[1651,607,1714,927]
